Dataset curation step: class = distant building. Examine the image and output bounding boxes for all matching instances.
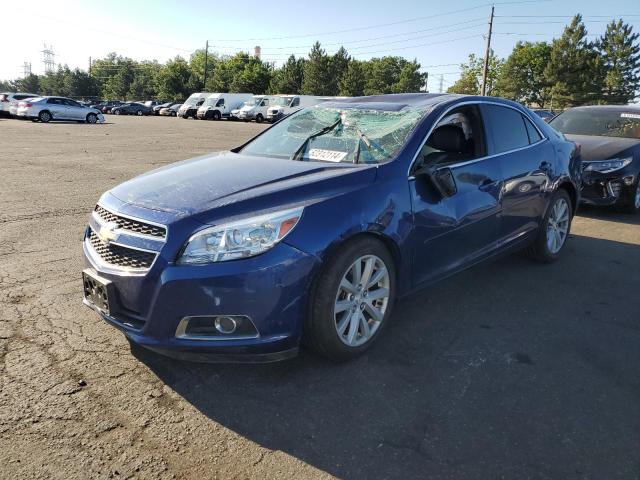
[254,46,261,59]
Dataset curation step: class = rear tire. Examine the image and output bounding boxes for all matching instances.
[306,237,396,361]
[136,110,142,116]
[114,110,121,115]
[527,189,573,263]
[38,111,52,123]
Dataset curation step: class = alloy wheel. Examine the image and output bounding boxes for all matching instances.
[334,255,390,347]
[635,183,640,209]
[546,197,570,254]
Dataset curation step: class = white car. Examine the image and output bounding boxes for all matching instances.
[1,92,39,116]
[231,95,277,123]
[16,96,105,123]
[196,93,253,120]
[266,95,330,122]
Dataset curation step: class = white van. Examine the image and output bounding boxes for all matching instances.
[230,95,277,123]
[266,95,328,123]
[196,93,253,120]
[177,92,211,119]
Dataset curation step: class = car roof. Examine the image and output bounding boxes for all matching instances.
[319,93,524,111]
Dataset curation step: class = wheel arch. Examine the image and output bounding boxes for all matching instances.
[557,181,578,217]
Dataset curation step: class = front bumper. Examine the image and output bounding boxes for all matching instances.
[581,171,636,206]
[83,237,319,363]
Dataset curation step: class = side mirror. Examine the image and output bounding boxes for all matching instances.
[415,164,457,197]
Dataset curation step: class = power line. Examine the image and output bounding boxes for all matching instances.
[207,0,549,42]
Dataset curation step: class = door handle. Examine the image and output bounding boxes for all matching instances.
[479,178,496,191]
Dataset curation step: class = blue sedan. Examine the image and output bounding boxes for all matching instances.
[82,94,581,362]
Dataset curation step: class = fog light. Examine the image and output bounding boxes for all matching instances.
[175,315,258,340]
[623,175,635,186]
[215,316,237,334]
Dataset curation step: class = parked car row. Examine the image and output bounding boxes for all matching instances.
[1,92,105,123]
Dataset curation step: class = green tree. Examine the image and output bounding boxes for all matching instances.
[302,42,333,95]
[230,58,272,93]
[270,55,305,94]
[14,74,40,94]
[596,19,640,104]
[190,49,218,91]
[128,62,161,100]
[65,69,100,99]
[156,56,192,100]
[339,60,366,96]
[496,41,552,107]
[393,59,427,93]
[92,54,138,99]
[544,14,603,108]
[447,51,503,96]
[330,47,351,95]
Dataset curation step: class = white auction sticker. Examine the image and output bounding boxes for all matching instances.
[307,148,348,162]
[621,113,640,119]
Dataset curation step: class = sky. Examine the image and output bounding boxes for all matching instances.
[1,0,639,91]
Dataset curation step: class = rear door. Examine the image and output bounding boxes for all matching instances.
[46,98,66,119]
[480,104,552,243]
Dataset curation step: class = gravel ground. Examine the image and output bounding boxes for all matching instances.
[0,115,639,480]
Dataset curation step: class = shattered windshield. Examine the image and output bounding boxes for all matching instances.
[240,104,429,164]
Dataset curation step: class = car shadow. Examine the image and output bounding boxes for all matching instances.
[577,204,640,225]
[132,234,640,479]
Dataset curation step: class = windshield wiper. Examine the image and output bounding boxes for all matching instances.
[354,127,389,164]
[290,117,342,161]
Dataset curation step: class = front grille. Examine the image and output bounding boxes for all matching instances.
[95,205,166,238]
[88,228,156,269]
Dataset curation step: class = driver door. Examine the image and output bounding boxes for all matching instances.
[409,103,503,287]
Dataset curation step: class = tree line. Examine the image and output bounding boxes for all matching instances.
[0,42,427,102]
[448,15,640,108]
[1,14,638,108]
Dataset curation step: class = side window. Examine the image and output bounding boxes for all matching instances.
[47,98,61,105]
[261,99,268,106]
[523,115,543,143]
[216,99,224,107]
[65,99,80,107]
[416,104,487,170]
[483,104,530,153]
[290,97,300,107]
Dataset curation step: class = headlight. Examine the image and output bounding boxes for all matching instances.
[177,207,304,264]
[583,157,632,174]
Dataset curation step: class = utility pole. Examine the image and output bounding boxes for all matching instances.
[423,71,428,92]
[481,5,494,96]
[89,56,92,75]
[203,40,209,90]
[439,75,444,93]
[22,62,32,77]
[42,44,55,74]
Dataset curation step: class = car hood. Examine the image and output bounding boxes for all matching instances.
[564,134,640,161]
[108,151,376,223]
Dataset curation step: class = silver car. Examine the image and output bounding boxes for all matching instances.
[16,96,105,123]
[1,92,39,116]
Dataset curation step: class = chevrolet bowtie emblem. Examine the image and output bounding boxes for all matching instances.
[98,222,119,244]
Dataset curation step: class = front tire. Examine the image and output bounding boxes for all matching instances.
[620,181,640,214]
[256,113,264,123]
[212,110,221,121]
[114,110,121,115]
[528,189,573,262]
[86,113,97,124]
[306,237,396,361]
[136,110,143,116]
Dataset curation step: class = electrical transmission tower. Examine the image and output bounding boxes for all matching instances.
[22,62,32,77]
[42,44,55,74]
